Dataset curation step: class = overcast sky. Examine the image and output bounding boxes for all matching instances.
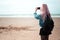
[0,0,60,16]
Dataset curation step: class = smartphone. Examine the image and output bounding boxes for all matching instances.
[37,7,40,9]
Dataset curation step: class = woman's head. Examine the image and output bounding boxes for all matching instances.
[40,4,50,16]
[40,4,51,20]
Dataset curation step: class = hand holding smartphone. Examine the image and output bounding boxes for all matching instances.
[35,7,40,13]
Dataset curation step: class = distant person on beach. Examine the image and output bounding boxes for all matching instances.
[34,4,54,40]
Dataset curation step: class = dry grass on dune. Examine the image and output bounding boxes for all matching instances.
[0,25,36,33]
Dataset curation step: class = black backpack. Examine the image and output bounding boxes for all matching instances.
[43,15,54,31]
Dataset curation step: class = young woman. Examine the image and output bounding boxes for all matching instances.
[34,4,54,40]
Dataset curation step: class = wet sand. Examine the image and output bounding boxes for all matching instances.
[0,17,60,40]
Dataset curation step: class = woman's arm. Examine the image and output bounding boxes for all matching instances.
[34,7,40,20]
[34,12,40,19]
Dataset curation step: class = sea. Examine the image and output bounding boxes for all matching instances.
[0,14,60,18]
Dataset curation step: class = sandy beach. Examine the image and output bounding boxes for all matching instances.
[0,17,60,40]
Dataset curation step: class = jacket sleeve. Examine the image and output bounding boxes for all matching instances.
[34,12,40,20]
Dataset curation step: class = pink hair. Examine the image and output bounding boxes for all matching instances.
[40,4,51,20]
[41,4,51,16]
